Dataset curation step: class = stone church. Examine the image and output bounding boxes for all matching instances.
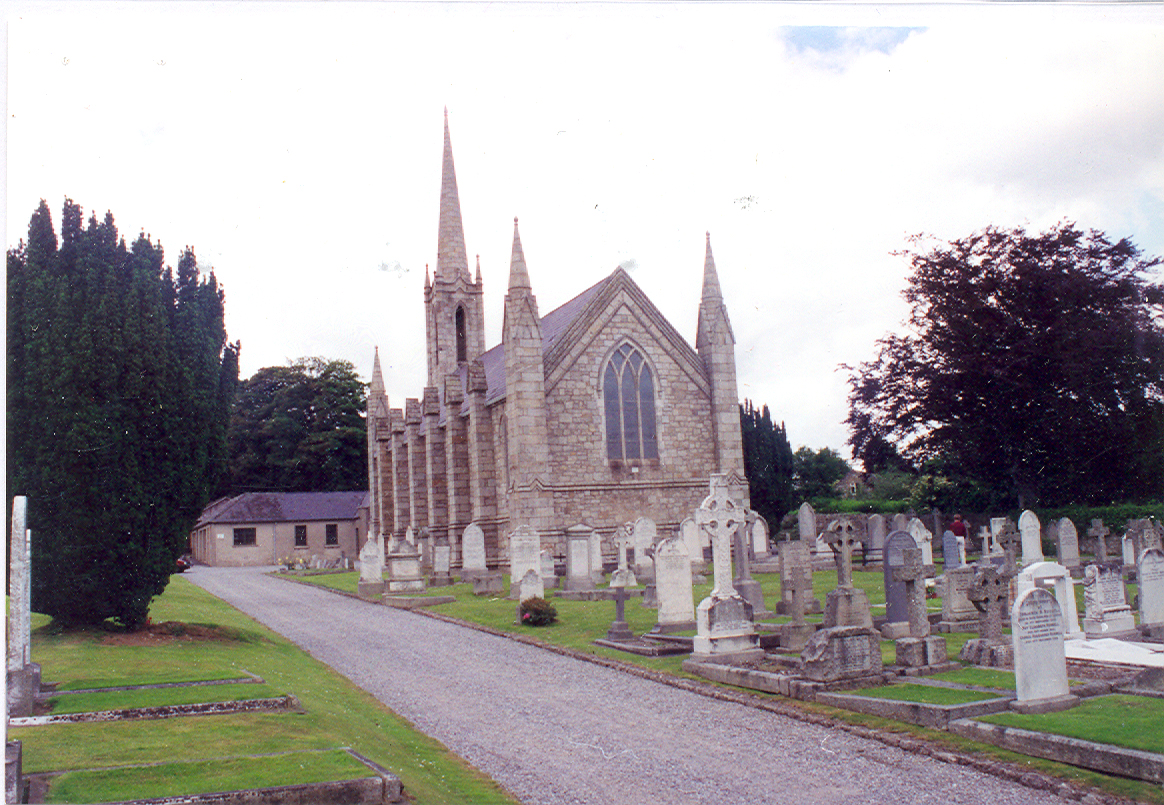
[366,112,748,568]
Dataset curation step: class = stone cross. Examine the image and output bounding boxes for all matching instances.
[825,518,861,588]
[695,486,743,597]
[995,520,1021,572]
[891,546,935,638]
[614,522,634,572]
[786,558,813,627]
[1088,519,1110,562]
[8,497,29,674]
[605,584,634,641]
[968,563,1013,642]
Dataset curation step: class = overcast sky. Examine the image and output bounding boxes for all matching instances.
[5,1,1163,461]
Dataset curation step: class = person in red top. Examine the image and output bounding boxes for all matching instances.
[950,513,968,539]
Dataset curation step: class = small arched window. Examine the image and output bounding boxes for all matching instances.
[455,306,467,363]
[603,343,658,461]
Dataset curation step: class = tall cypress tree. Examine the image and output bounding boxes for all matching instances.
[740,400,796,529]
[6,199,238,628]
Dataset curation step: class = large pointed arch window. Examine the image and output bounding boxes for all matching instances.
[603,343,658,461]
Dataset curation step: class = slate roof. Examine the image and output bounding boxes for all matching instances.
[195,491,370,527]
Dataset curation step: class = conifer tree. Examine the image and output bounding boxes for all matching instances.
[740,400,796,528]
[6,199,238,627]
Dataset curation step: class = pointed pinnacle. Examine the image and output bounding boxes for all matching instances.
[508,217,531,291]
[436,109,470,282]
[702,230,722,301]
[371,346,386,397]
[475,254,482,284]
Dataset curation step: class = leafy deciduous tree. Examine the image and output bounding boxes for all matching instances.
[846,223,1164,508]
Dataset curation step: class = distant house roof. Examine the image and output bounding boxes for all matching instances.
[195,491,370,527]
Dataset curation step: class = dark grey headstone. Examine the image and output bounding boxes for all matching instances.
[883,530,915,623]
[942,530,962,570]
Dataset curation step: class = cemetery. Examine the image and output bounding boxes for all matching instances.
[10,491,1164,803]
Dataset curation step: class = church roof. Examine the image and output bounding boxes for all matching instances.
[195,491,370,527]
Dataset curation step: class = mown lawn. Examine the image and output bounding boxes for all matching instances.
[979,695,1164,755]
[10,578,516,805]
[845,683,1005,705]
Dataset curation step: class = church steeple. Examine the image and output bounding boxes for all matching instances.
[436,107,471,284]
[426,109,485,387]
[507,217,531,291]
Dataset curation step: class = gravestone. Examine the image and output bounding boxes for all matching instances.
[797,502,816,542]
[680,517,707,579]
[419,528,434,574]
[1011,587,1078,713]
[691,484,762,663]
[995,519,1022,571]
[460,523,487,580]
[612,524,638,588]
[1015,561,1080,635]
[472,574,504,596]
[780,550,817,651]
[539,550,558,590]
[1122,533,1136,568]
[605,583,635,641]
[431,540,452,586]
[651,536,696,633]
[564,526,596,592]
[866,514,886,564]
[799,626,883,683]
[942,530,962,570]
[1056,517,1081,575]
[881,530,916,638]
[959,563,1015,667]
[632,516,657,581]
[891,513,909,533]
[939,565,979,632]
[588,529,605,584]
[751,515,771,560]
[7,497,38,718]
[1082,562,1136,637]
[1087,519,1110,563]
[733,524,771,618]
[386,537,425,593]
[823,519,872,629]
[778,540,821,616]
[907,518,934,565]
[357,535,385,598]
[1138,548,1164,637]
[893,546,947,667]
[1019,509,1044,567]
[508,526,542,600]
[517,568,544,602]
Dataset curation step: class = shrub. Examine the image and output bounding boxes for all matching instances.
[519,597,558,627]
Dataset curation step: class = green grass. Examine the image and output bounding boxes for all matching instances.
[56,668,249,691]
[11,578,516,805]
[979,695,1164,755]
[929,666,1016,689]
[45,749,372,804]
[46,683,284,715]
[846,683,1004,705]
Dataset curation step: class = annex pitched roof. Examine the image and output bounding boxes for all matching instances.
[195,491,370,527]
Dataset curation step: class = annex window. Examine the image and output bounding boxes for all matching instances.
[325,524,339,546]
[455,306,467,363]
[294,524,308,547]
[603,343,658,461]
[233,528,257,547]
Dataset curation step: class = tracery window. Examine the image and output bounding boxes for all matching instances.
[603,343,658,461]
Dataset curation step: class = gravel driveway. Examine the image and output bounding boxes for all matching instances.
[186,566,1069,805]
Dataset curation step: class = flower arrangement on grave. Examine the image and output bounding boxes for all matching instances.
[279,555,308,572]
[519,597,558,627]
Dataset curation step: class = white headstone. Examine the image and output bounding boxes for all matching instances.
[1122,534,1136,566]
[1012,587,1070,704]
[588,529,605,582]
[797,502,816,542]
[1083,563,1136,636]
[680,517,704,571]
[907,518,934,565]
[891,513,909,533]
[1015,561,1081,635]
[1019,510,1044,566]
[1138,548,1164,627]
[654,536,696,629]
[632,516,657,579]
[751,515,770,558]
[359,537,383,583]
[565,527,593,590]
[462,523,487,573]
[433,543,451,576]
[518,568,544,602]
[8,497,30,673]
[508,526,540,598]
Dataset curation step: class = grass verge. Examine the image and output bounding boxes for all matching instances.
[844,683,1004,705]
[978,695,1164,755]
[11,578,516,805]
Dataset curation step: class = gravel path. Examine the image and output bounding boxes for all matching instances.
[186,567,1069,805]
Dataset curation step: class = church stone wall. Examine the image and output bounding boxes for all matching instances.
[544,304,715,533]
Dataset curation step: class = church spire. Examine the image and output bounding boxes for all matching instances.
[436,107,470,282]
[371,346,386,397]
[701,231,722,301]
[508,217,531,291]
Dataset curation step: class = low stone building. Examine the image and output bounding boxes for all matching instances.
[367,111,748,568]
[190,491,370,567]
